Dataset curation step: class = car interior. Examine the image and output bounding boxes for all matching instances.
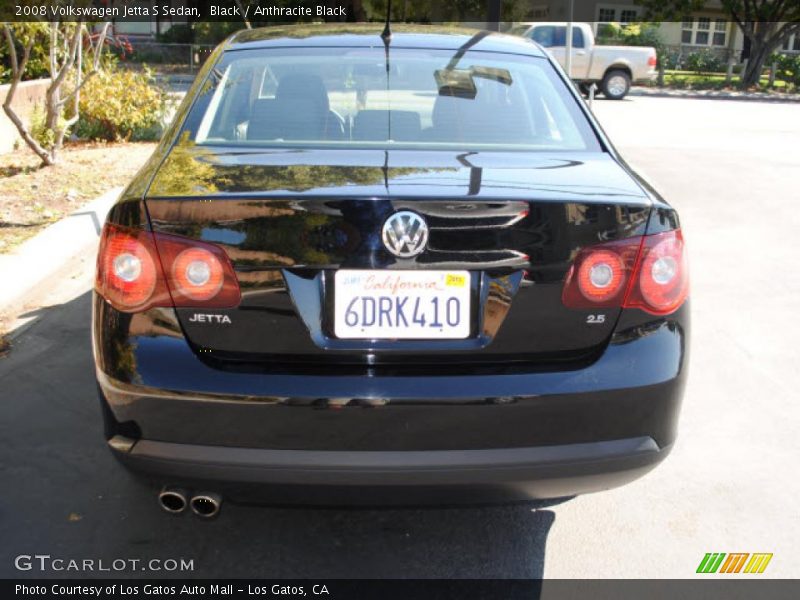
[198,57,584,149]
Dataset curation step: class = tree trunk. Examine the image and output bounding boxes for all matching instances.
[349,0,367,21]
[737,21,790,90]
[2,103,55,166]
[740,39,772,88]
[2,25,54,166]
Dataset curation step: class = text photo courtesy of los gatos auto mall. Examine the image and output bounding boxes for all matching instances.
[1,0,799,597]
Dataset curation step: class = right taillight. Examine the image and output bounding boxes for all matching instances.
[623,229,689,315]
[562,229,688,315]
[96,223,241,313]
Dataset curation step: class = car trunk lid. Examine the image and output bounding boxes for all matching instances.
[144,147,651,366]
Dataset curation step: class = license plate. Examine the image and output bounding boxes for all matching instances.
[334,270,471,339]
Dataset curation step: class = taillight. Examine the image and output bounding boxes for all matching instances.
[96,223,241,312]
[562,237,643,309]
[623,229,689,315]
[577,249,627,303]
[154,235,240,307]
[172,248,224,301]
[562,229,688,315]
[648,53,657,67]
[96,224,168,311]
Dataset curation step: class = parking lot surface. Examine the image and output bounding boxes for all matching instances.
[1,96,798,579]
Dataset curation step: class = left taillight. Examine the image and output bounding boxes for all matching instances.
[96,223,241,312]
[96,224,166,312]
[648,53,657,67]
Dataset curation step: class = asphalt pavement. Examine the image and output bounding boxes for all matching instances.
[1,95,798,579]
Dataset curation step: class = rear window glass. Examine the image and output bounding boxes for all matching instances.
[183,46,599,152]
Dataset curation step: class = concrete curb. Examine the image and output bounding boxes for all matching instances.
[0,186,121,318]
[630,86,800,103]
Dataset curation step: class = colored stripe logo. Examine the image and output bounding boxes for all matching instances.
[697,553,773,574]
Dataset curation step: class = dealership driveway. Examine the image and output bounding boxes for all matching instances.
[1,96,799,579]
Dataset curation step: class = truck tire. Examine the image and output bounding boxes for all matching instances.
[601,70,631,100]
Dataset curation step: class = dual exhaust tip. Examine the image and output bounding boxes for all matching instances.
[158,487,221,518]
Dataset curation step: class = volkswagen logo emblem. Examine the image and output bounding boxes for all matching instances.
[382,211,429,258]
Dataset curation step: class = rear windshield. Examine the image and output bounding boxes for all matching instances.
[182,46,600,152]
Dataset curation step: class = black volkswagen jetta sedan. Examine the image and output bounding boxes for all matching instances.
[93,25,689,516]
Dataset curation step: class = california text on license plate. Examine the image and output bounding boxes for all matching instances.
[333,270,471,339]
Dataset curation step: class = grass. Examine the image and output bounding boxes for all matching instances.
[0,141,156,252]
[654,70,794,92]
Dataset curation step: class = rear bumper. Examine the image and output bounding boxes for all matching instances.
[635,68,659,84]
[110,434,671,504]
[94,301,688,502]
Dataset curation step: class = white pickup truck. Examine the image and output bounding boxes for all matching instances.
[509,22,657,99]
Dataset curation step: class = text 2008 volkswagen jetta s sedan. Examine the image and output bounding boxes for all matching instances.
[92,25,688,516]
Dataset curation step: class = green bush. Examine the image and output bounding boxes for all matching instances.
[29,104,55,150]
[74,66,167,141]
[771,53,800,87]
[0,23,50,83]
[661,51,682,71]
[597,23,667,69]
[684,49,724,74]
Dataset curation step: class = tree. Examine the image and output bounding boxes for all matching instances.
[636,0,800,88]
[2,21,109,166]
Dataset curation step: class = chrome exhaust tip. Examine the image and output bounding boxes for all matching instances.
[158,487,188,514]
[190,492,221,518]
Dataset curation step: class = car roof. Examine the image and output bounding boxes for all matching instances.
[225,23,546,57]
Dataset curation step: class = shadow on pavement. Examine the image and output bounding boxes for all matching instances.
[0,291,558,579]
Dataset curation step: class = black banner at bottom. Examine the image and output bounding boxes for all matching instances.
[4,580,800,600]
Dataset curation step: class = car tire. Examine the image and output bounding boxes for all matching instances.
[578,83,591,97]
[601,70,631,100]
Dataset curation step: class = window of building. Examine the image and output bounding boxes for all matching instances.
[596,5,641,38]
[782,33,800,52]
[695,17,710,45]
[682,17,728,46]
[598,8,615,22]
[713,19,727,46]
[681,19,693,44]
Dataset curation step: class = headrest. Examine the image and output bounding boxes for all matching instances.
[275,73,330,113]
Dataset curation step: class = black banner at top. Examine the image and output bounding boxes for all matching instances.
[1,0,659,24]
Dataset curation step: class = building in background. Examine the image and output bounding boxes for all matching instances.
[104,0,800,61]
[105,0,186,40]
[513,0,798,62]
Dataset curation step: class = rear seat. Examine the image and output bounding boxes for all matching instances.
[352,110,422,141]
[247,74,344,141]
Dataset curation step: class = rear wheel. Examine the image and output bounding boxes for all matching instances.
[601,70,631,100]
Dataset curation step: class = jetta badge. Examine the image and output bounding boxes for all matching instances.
[382,211,429,258]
